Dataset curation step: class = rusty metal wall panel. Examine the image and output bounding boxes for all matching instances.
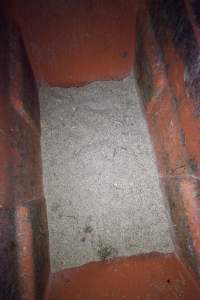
[135,0,200,280]
[0,4,50,300]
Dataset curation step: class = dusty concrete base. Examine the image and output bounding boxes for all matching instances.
[39,76,173,272]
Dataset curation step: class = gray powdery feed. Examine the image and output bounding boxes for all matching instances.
[39,76,173,272]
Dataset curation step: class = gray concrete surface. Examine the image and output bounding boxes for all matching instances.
[39,76,173,272]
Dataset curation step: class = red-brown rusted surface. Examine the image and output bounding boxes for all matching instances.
[135,0,200,280]
[45,253,200,300]
[0,4,50,299]
[8,0,136,87]
[1,0,200,299]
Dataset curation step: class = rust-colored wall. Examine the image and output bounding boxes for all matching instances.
[9,0,136,87]
[135,0,200,280]
[2,0,200,298]
[46,253,200,300]
[0,4,50,299]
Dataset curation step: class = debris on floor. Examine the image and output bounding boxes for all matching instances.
[40,76,173,272]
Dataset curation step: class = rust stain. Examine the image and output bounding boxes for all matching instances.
[11,97,38,132]
[180,180,200,266]
[15,206,35,300]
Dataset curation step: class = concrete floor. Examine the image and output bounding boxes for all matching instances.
[39,76,173,272]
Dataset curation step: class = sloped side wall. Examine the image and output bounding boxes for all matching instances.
[135,0,200,280]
